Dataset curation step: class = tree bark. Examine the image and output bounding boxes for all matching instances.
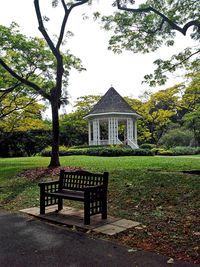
[48,97,60,167]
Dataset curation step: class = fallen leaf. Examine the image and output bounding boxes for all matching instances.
[167,258,174,264]
[128,248,137,253]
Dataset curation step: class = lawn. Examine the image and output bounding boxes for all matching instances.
[0,155,200,264]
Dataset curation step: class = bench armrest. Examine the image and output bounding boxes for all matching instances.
[84,184,107,201]
[39,180,60,193]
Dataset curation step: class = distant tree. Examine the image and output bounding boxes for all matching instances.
[126,86,181,144]
[0,95,47,132]
[180,71,200,145]
[182,107,200,146]
[60,95,100,146]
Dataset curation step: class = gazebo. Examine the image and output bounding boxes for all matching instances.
[84,87,140,148]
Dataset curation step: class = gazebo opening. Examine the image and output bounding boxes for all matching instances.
[84,87,140,149]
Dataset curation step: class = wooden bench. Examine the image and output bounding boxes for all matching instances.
[39,170,109,224]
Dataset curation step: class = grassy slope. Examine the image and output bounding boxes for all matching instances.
[0,155,200,263]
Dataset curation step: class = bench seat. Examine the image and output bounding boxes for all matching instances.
[46,190,84,201]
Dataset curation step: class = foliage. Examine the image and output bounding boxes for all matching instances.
[100,0,200,86]
[125,85,182,144]
[0,130,52,157]
[140,143,156,150]
[180,72,200,145]
[59,95,100,146]
[0,95,47,132]
[152,146,200,156]
[156,148,173,156]
[158,128,194,147]
[0,0,87,167]
[41,145,153,157]
[170,146,200,156]
[74,95,101,114]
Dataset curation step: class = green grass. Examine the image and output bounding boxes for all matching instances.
[0,155,200,263]
[0,155,200,210]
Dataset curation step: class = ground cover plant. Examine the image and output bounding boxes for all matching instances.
[0,155,200,264]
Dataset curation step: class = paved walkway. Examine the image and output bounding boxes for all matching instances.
[0,210,198,267]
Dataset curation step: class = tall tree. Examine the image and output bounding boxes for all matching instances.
[100,0,200,86]
[0,0,88,167]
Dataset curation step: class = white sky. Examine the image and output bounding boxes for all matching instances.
[0,0,197,113]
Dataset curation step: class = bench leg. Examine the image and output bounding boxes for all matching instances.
[84,198,90,225]
[84,213,90,225]
[40,204,45,215]
[102,199,107,220]
[58,198,63,211]
[40,188,45,214]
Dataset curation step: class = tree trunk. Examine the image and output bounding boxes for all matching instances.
[48,98,60,167]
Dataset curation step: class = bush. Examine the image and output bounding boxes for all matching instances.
[0,130,51,157]
[151,146,200,156]
[159,128,194,147]
[171,146,200,156]
[41,145,154,157]
[140,143,156,150]
[157,149,173,156]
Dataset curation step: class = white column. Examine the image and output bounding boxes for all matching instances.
[97,119,100,145]
[93,119,100,145]
[108,118,112,144]
[88,121,91,145]
[108,117,118,144]
[113,117,118,144]
[127,118,133,141]
[134,120,137,145]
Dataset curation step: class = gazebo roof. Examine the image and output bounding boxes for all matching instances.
[84,87,139,119]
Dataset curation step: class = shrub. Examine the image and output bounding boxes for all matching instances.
[0,130,51,157]
[140,143,156,150]
[159,128,194,147]
[157,149,173,156]
[41,145,154,157]
[171,146,200,156]
[151,147,163,155]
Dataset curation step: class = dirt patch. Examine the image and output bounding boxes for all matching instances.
[17,166,82,181]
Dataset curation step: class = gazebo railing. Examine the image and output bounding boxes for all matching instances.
[127,138,138,149]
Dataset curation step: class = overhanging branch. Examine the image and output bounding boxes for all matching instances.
[0,83,22,101]
[0,58,51,101]
[116,0,200,35]
[56,0,89,50]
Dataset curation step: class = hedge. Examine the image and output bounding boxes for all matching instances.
[152,146,200,156]
[41,146,154,157]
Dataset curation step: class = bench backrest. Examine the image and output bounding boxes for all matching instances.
[59,170,108,191]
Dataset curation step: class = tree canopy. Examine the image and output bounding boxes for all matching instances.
[100,0,200,85]
[0,0,87,167]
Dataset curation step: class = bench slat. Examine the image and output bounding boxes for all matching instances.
[46,190,84,201]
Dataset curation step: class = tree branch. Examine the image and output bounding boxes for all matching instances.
[0,91,38,119]
[164,49,200,73]
[116,0,200,35]
[56,0,89,50]
[0,58,51,101]
[0,83,22,101]
[34,0,58,57]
